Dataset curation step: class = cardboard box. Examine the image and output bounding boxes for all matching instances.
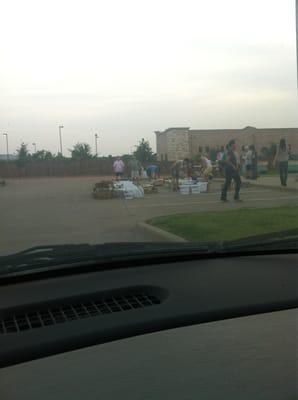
[153,179,164,187]
[93,189,114,200]
[143,185,158,194]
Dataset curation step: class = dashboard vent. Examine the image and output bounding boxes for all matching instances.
[0,293,161,334]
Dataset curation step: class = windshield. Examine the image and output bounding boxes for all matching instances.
[0,0,298,274]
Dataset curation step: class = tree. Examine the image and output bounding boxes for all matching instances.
[55,152,67,160]
[16,143,31,167]
[134,138,155,163]
[70,143,93,159]
[121,154,133,163]
[31,150,54,161]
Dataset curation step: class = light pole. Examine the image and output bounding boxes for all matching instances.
[296,0,298,87]
[3,133,9,160]
[32,142,37,153]
[95,133,99,157]
[59,125,64,156]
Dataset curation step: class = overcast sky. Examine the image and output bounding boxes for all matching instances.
[0,0,297,156]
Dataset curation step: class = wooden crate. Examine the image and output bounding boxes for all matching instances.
[153,179,164,187]
[93,189,114,200]
[143,185,158,194]
[94,181,113,189]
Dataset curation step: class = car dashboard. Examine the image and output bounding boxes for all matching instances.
[0,253,297,399]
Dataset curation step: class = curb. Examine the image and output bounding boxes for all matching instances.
[137,221,188,243]
[244,183,298,194]
[213,178,298,194]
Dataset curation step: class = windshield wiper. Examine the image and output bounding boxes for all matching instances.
[220,228,298,252]
[0,242,213,276]
[0,229,297,278]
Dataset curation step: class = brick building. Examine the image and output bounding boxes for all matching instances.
[155,126,298,161]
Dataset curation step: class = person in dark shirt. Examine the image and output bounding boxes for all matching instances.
[250,145,258,180]
[220,139,242,202]
[183,158,193,178]
[171,160,184,191]
[274,138,289,186]
[146,164,159,180]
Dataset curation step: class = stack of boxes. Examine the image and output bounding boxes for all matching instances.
[179,179,208,195]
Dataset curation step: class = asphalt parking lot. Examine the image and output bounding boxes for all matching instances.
[1,177,297,255]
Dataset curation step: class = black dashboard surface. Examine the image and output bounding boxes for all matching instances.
[1,308,297,400]
[0,253,297,371]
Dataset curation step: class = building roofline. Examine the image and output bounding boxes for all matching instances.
[190,129,242,134]
[155,127,190,135]
[155,126,298,135]
[190,127,298,134]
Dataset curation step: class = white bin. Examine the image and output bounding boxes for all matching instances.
[180,185,190,195]
[199,182,208,192]
[191,185,201,194]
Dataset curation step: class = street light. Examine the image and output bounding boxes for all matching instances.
[95,133,99,157]
[3,133,9,160]
[32,142,37,153]
[59,125,64,155]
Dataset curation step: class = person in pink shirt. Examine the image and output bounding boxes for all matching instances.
[113,157,125,180]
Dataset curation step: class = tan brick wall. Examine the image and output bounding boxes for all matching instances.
[166,129,190,160]
[156,128,298,160]
[155,132,167,161]
[190,131,238,156]
[190,129,298,156]
[253,130,298,153]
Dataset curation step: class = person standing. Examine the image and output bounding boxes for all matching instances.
[274,138,289,186]
[171,160,184,191]
[129,157,141,181]
[183,158,193,178]
[113,156,125,180]
[198,154,212,180]
[245,146,253,179]
[146,164,159,180]
[288,144,292,160]
[140,166,148,179]
[240,146,248,177]
[250,145,258,180]
[217,146,225,177]
[220,139,242,202]
[216,146,225,162]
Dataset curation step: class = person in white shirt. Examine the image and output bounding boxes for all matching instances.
[240,146,248,176]
[199,155,213,180]
[245,147,253,179]
[113,157,125,180]
[216,147,225,162]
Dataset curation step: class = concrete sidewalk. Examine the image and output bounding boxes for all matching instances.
[215,174,298,192]
[242,175,298,192]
